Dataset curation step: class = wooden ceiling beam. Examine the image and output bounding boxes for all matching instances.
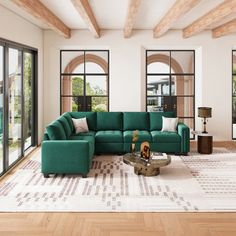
[153,0,201,38]
[212,18,236,38]
[71,0,100,38]
[124,0,141,38]
[11,0,71,38]
[183,0,236,38]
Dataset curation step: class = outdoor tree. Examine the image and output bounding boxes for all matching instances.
[72,77,107,112]
[23,53,32,144]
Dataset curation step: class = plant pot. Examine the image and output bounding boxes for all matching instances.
[131,143,135,153]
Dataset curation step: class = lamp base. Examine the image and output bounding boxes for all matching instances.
[202,118,208,134]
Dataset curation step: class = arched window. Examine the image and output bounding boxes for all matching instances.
[60,50,109,113]
[146,50,195,137]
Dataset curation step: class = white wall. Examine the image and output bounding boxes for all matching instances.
[44,29,236,141]
[0,5,44,142]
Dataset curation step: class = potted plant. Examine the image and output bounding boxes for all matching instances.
[131,130,139,153]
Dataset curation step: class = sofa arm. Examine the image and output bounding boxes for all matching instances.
[41,140,90,175]
[177,123,190,154]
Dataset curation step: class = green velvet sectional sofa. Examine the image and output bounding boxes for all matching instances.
[42,111,190,178]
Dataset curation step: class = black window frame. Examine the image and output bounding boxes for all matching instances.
[0,38,38,177]
[60,49,110,113]
[145,49,195,139]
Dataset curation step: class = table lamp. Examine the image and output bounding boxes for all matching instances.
[198,107,212,133]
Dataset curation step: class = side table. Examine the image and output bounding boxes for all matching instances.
[197,134,213,154]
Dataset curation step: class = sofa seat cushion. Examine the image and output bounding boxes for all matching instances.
[95,131,123,143]
[69,134,94,142]
[151,131,181,143]
[123,130,152,143]
[68,135,95,157]
[70,131,95,137]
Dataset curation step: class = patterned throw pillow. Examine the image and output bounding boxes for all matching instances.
[161,117,178,132]
[72,117,89,134]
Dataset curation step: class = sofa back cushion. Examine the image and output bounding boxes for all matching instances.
[97,112,123,130]
[43,133,50,141]
[62,112,74,132]
[70,112,96,131]
[123,112,149,130]
[46,120,67,140]
[149,111,174,131]
[58,115,72,138]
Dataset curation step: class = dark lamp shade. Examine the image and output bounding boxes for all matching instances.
[198,107,212,118]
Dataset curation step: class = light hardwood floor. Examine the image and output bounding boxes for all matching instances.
[0,142,236,236]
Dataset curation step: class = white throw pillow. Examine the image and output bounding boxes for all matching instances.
[161,117,178,132]
[72,117,89,134]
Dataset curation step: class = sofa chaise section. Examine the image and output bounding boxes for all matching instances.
[41,113,95,178]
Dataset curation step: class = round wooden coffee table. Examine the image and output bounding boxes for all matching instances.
[123,152,171,176]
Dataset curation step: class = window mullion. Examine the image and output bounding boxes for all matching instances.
[3,46,9,171]
[21,50,24,156]
[84,51,86,111]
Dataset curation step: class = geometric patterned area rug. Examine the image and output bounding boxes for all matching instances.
[0,148,236,212]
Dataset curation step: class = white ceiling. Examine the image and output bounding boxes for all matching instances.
[0,0,233,31]
[134,0,176,29]
[0,0,48,29]
[89,0,129,29]
[40,0,87,29]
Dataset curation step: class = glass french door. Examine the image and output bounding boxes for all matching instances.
[8,48,22,165]
[0,46,3,173]
[23,52,33,150]
[0,40,37,176]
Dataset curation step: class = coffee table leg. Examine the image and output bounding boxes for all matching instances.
[134,167,141,175]
[134,166,160,176]
[148,167,160,176]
